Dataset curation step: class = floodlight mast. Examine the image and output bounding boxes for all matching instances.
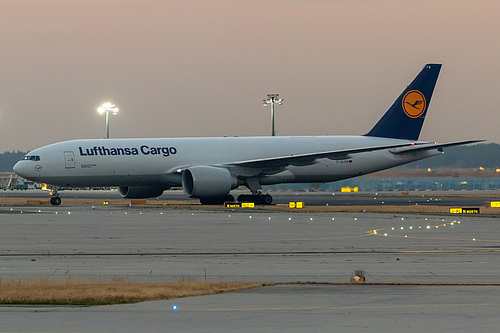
[97,102,119,139]
[262,93,283,136]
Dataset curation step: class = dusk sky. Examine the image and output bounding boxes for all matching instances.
[1,0,499,153]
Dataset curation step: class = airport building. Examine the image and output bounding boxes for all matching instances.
[266,176,500,192]
[3,171,500,192]
[0,172,40,190]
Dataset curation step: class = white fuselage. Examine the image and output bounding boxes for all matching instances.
[13,136,440,189]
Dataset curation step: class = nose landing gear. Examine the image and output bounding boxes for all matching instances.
[45,186,62,205]
[50,195,62,206]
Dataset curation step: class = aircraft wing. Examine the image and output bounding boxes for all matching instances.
[389,140,485,155]
[168,139,484,174]
[224,142,426,169]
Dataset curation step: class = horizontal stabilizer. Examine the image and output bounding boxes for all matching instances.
[389,140,485,155]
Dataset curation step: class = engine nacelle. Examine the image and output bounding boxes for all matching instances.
[118,186,166,199]
[182,166,237,198]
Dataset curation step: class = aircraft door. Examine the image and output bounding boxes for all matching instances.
[64,151,75,169]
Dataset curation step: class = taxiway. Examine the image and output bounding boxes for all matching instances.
[1,195,500,332]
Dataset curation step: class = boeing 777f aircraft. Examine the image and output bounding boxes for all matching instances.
[14,64,481,205]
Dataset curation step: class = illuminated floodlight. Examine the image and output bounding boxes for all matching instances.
[263,93,284,136]
[97,102,119,139]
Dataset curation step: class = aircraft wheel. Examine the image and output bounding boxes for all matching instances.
[263,194,273,205]
[50,196,62,206]
[237,194,272,205]
[199,197,213,205]
[200,196,232,205]
[253,194,272,205]
[237,194,251,202]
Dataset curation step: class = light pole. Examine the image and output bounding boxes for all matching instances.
[97,102,119,139]
[263,94,283,136]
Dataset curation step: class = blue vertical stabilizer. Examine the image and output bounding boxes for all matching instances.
[365,64,442,140]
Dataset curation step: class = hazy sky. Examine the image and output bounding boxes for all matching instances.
[1,0,499,152]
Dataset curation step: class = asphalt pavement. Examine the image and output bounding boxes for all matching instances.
[2,193,500,332]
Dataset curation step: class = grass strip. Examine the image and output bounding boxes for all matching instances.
[0,279,271,306]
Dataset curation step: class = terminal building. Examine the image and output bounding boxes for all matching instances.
[265,176,500,192]
[0,172,40,190]
[3,171,500,193]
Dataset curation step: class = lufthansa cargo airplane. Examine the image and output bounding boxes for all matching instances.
[14,64,480,205]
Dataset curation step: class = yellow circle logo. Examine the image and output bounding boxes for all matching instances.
[402,90,426,118]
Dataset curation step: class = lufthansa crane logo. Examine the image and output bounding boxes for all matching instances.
[402,90,426,118]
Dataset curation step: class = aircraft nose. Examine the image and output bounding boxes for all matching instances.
[13,161,24,177]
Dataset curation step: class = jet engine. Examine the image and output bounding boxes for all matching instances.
[118,186,166,199]
[182,166,237,198]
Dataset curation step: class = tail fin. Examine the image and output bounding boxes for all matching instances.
[365,64,442,140]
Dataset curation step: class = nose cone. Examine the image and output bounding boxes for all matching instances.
[13,161,26,178]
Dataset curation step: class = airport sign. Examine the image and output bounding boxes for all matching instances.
[450,207,480,214]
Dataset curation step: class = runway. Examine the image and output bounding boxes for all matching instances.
[1,196,500,332]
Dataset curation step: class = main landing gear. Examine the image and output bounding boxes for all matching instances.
[198,178,273,205]
[199,195,234,205]
[237,193,273,205]
[240,177,273,205]
[199,193,273,205]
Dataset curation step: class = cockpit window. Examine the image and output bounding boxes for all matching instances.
[23,155,40,161]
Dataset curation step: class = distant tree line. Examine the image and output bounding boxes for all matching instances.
[0,151,27,172]
[0,143,499,173]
